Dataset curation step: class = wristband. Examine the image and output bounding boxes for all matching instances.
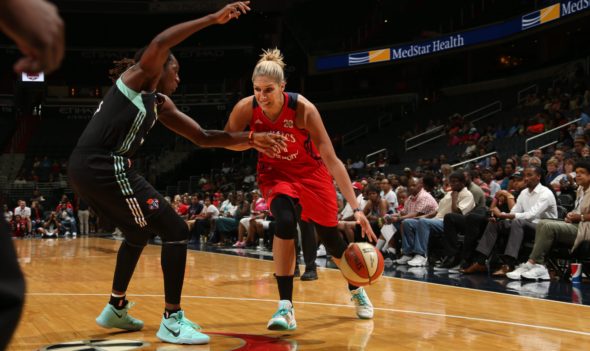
[248,130,254,145]
[353,208,362,213]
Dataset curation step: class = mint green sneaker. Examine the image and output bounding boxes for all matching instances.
[267,300,297,331]
[95,302,144,331]
[350,287,374,319]
[156,310,210,345]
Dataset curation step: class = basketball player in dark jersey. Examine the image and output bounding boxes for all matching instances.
[0,0,64,348]
[68,2,285,345]
[224,49,378,331]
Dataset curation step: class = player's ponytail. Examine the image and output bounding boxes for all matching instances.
[252,48,286,84]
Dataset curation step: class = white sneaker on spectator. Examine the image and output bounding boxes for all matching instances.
[408,255,428,267]
[65,231,71,236]
[316,244,327,257]
[395,255,413,265]
[506,262,534,280]
[521,264,550,281]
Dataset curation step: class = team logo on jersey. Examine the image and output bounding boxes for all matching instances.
[283,119,294,128]
[147,198,159,210]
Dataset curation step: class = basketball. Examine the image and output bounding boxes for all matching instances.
[339,242,384,286]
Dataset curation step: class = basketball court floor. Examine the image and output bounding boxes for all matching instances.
[8,236,590,350]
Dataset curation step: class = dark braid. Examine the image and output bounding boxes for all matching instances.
[108,58,135,84]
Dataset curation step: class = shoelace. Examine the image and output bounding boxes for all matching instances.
[176,312,202,331]
[124,301,136,312]
[351,291,368,306]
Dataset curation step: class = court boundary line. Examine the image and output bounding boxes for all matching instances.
[25,292,590,337]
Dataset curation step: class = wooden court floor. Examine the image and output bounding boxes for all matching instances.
[8,237,590,350]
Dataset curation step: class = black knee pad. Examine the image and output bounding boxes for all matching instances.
[316,223,348,259]
[271,195,298,240]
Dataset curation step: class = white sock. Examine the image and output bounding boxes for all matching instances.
[376,239,386,251]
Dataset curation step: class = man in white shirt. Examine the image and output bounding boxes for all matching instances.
[462,166,557,276]
[13,200,31,235]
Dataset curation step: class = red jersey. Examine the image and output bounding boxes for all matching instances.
[250,92,338,226]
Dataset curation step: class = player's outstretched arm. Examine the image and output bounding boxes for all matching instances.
[134,1,250,88]
[0,0,65,73]
[158,94,285,155]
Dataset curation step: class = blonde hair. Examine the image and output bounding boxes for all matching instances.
[252,48,286,84]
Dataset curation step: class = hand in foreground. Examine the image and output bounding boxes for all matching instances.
[1,0,65,73]
[354,211,378,243]
[211,1,251,24]
[252,132,287,157]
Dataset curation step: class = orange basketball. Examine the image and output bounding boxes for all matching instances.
[339,242,384,286]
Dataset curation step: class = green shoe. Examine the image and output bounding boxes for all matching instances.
[96,302,143,331]
[156,310,210,345]
[267,300,297,331]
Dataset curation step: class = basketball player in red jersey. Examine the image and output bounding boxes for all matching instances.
[224,48,378,330]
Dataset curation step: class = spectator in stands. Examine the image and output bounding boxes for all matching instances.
[30,188,46,205]
[397,172,475,267]
[363,184,388,235]
[471,169,491,199]
[199,197,220,243]
[235,190,267,247]
[13,200,31,235]
[10,215,27,238]
[422,173,445,201]
[554,149,566,172]
[533,149,546,165]
[507,161,590,280]
[500,163,515,190]
[489,154,501,172]
[172,194,189,219]
[551,158,577,196]
[529,156,542,168]
[3,205,13,224]
[434,170,487,271]
[30,201,44,235]
[54,195,76,236]
[379,178,398,213]
[481,168,500,198]
[440,164,452,192]
[576,108,590,127]
[545,158,562,186]
[520,154,530,171]
[388,177,438,257]
[77,197,90,236]
[462,166,557,276]
[217,191,249,245]
[573,137,587,159]
[41,212,60,238]
[583,146,590,159]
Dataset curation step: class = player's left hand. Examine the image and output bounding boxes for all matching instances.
[212,1,251,24]
[354,211,377,242]
[252,132,287,157]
